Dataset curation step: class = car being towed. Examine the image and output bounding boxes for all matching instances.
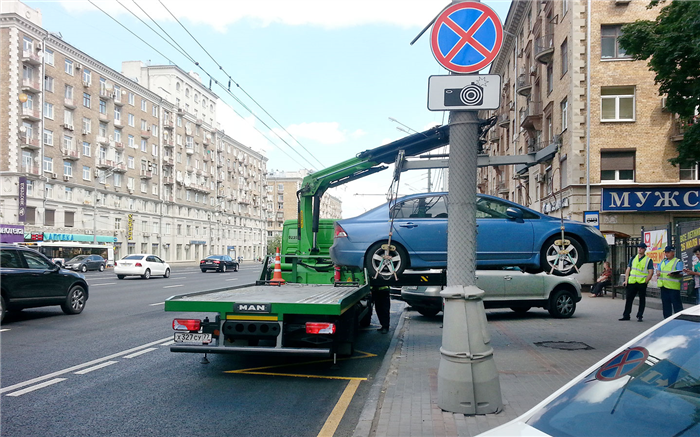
[329,192,608,281]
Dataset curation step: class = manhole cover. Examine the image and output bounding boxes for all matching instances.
[534,341,593,351]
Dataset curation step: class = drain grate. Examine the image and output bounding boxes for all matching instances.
[534,341,593,351]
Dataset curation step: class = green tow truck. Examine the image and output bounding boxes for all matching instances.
[164,125,449,358]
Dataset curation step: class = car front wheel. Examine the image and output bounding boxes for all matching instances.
[0,295,5,323]
[510,306,531,314]
[221,264,227,273]
[142,269,151,280]
[117,275,125,280]
[164,268,170,278]
[365,242,408,282]
[99,264,105,272]
[80,264,88,273]
[61,285,87,315]
[548,289,576,318]
[540,236,584,276]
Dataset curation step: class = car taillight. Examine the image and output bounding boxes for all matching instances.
[173,319,201,331]
[200,260,205,264]
[114,262,118,266]
[305,322,336,334]
[334,223,348,238]
[213,260,220,264]
[135,262,142,267]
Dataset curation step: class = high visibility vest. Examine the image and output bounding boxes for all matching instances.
[658,258,681,290]
[628,255,651,284]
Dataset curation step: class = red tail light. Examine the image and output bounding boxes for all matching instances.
[173,319,201,331]
[213,260,220,264]
[334,223,348,238]
[135,262,142,267]
[200,260,205,264]
[306,322,336,334]
[114,262,118,266]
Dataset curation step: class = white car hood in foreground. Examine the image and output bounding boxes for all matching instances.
[478,421,551,437]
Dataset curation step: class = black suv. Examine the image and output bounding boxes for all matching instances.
[0,245,89,322]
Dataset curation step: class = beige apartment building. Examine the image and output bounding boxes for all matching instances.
[266,170,342,241]
[481,0,699,244]
[0,1,268,262]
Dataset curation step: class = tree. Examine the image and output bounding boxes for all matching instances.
[618,0,700,166]
[266,235,282,256]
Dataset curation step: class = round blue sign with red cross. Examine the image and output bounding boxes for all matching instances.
[595,347,649,381]
[430,2,503,74]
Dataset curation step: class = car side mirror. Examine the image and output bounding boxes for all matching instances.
[506,207,524,223]
[47,263,60,273]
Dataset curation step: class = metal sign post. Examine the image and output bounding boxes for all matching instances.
[429,0,503,415]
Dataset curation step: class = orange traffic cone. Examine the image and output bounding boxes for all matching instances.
[269,247,286,285]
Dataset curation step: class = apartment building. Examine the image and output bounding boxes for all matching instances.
[481,0,699,242]
[266,170,342,240]
[0,1,268,262]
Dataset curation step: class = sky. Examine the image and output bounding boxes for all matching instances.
[23,0,511,218]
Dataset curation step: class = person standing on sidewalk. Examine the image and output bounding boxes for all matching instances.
[620,242,654,322]
[657,246,684,318]
[371,285,390,334]
[683,245,700,305]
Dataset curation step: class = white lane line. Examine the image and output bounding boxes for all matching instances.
[124,348,157,359]
[0,336,170,395]
[163,284,184,289]
[74,361,119,375]
[149,302,165,306]
[6,378,67,397]
[169,276,187,279]
[0,329,10,332]
[225,278,239,282]
[90,283,116,286]
[160,340,175,346]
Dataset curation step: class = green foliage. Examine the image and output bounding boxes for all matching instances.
[618,0,700,166]
[266,235,282,255]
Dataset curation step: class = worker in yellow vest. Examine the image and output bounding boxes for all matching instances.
[620,242,654,322]
[657,245,684,318]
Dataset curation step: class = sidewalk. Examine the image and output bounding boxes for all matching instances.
[354,292,665,437]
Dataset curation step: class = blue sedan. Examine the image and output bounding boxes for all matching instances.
[329,193,608,280]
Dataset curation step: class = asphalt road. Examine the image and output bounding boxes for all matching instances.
[0,263,398,437]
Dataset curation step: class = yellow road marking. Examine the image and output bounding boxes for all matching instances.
[225,349,376,375]
[225,315,278,321]
[229,371,366,381]
[317,379,361,437]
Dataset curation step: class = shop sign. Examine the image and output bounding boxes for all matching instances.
[602,187,700,212]
[0,224,25,243]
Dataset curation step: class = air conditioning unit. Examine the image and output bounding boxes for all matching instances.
[75,63,82,70]
[128,188,134,194]
[82,80,90,87]
[82,129,89,135]
[63,175,70,181]
[94,169,99,177]
[51,173,58,179]
[63,123,74,131]
[661,97,669,112]
[530,65,537,75]
[535,174,545,183]
[36,42,42,50]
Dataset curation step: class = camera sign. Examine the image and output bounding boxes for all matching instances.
[427,74,501,111]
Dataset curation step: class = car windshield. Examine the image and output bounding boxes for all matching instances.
[123,255,144,260]
[526,315,700,436]
[67,255,87,262]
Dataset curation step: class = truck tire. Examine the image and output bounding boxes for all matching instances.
[61,285,87,315]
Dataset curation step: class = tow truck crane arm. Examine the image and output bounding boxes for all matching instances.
[295,124,450,256]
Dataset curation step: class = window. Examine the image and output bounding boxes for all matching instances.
[24,251,53,268]
[152,144,158,156]
[45,49,54,66]
[82,68,91,85]
[141,99,147,111]
[63,135,73,150]
[43,156,53,173]
[601,151,635,181]
[560,98,568,132]
[560,39,568,75]
[45,184,54,200]
[99,122,107,138]
[141,139,147,152]
[83,92,91,108]
[65,59,74,75]
[99,99,106,114]
[141,119,147,130]
[680,162,699,181]
[64,84,73,100]
[83,142,91,156]
[114,129,122,142]
[64,109,74,125]
[82,118,91,134]
[65,186,73,201]
[601,25,630,59]
[128,92,135,105]
[64,212,75,228]
[546,63,553,94]
[127,177,134,190]
[141,180,148,193]
[63,161,73,177]
[128,113,135,126]
[43,129,53,146]
[44,75,54,92]
[44,102,54,119]
[601,86,635,121]
[114,173,122,187]
[83,165,91,180]
[152,105,157,117]
[128,156,135,169]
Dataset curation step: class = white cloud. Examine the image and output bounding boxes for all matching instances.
[285,121,348,145]
[216,101,271,153]
[58,0,449,32]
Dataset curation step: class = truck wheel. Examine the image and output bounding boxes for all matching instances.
[365,242,408,282]
[142,269,151,280]
[417,307,440,317]
[360,302,373,327]
[61,285,86,315]
[99,264,105,272]
[117,275,125,280]
[548,289,576,318]
[336,342,354,357]
[540,237,584,276]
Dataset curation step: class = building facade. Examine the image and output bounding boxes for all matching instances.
[481,0,699,244]
[0,1,268,262]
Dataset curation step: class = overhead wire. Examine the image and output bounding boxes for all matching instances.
[87,0,310,170]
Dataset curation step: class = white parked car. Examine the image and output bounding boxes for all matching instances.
[114,254,170,279]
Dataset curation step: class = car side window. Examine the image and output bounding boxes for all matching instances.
[154,256,163,263]
[0,250,23,268]
[146,256,156,262]
[22,251,53,269]
[393,196,447,219]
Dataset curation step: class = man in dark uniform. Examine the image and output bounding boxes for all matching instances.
[371,285,390,334]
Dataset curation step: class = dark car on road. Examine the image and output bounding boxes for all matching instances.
[0,244,89,322]
[200,255,239,273]
[64,254,106,272]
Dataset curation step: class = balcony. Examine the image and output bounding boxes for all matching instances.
[163,137,174,148]
[113,141,125,151]
[99,113,110,123]
[195,168,203,175]
[21,106,41,121]
[163,117,174,129]
[113,95,124,106]
[534,34,555,64]
[61,148,81,160]
[96,158,114,169]
[217,160,224,168]
[527,138,543,153]
[20,133,41,150]
[163,176,174,185]
[202,135,210,146]
[520,101,543,130]
[671,118,693,142]
[21,78,41,93]
[516,74,532,96]
[166,195,175,203]
[203,154,211,162]
[113,118,123,128]
[140,130,151,139]
[96,136,110,145]
[497,181,508,194]
[185,145,194,155]
[162,157,174,167]
[112,162,127,173]
[22,165,40,175]
[21,50,41,65]
[99,87,112,99]
[497,112,510,128]
[139,169,153,179]
[64,98,77,109]
[195,118,203,126]
[487,129,499,143]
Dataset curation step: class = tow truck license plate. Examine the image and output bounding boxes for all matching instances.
[173,333,212,344]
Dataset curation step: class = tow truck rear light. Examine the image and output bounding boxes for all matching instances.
[334,223,347,238]
[173,319,201,331]
[305,322,336,334]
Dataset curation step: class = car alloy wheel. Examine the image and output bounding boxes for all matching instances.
[365,242,408,281]
[99,264,105,272]
[142,269,151,280]
[61,286,86,315]
[548,289,576,318]
[221,264,227,273]
[164,268,170,278]
[541,237,583,276]
[81,264,88,273]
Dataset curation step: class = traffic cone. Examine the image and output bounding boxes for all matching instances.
[270,247,286,285]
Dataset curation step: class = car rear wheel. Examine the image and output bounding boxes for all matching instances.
[548,289,576,318]
[365,242,408,282]
[99,264,105,272]
[164,268,170,278]
[61,285,86,315]
[117,275,125,280]
[142,269,151,280]
[201,269,207,273]
[0,296,5,323]
[221,264,227,273]
[540,236,584,276]
[80,264,88,273]
[510,306,531,314]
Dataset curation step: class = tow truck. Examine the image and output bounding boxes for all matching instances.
[164,125,450,359]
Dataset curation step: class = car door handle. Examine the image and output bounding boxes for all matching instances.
[504,276,512,281]
[399,223,418,228]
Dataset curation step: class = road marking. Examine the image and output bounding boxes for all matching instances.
[317,379,362,437]
[6,378,66,397]
[226,350,376,380]
[0,337,170,394]
[160,340,175,346]
[124,348,157,359]
[149,302,165,306]
[74,361,119,375]
[225,278,239,282]
[0,329,10,332]
[90,283,116,286]
[163,284,184,289]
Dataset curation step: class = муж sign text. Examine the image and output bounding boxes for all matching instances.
[601,187,700,212]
